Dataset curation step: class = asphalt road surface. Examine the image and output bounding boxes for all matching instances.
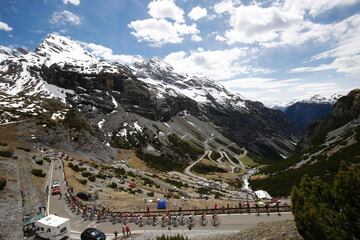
[47,158,294,239]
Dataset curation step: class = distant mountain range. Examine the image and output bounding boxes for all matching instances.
[271,94,342,131]
[271,94,342,110]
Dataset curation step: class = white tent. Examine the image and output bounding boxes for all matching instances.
[254,190,272,199]
[35,214,70,240]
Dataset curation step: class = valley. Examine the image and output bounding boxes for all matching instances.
[0,33,358,240]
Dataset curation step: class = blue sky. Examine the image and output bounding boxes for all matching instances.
[0,0,359,105]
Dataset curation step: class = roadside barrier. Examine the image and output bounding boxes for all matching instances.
[65,191,291,219]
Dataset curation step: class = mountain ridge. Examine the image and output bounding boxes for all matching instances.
[251,89,360,196]
[0,34,300,164]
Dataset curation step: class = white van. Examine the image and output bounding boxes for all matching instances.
[35,214,70,240]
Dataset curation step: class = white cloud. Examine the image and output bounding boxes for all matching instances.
[164,47,268,80]
[191,35,202,42]
[148,0,185,23]
[220,77,342,105]
[0,21,12,32]
[282,0,360,17]
[221,77,299,89]
[291,55,360,75]
[214,0,360,47]
[128,18,198,46]
[80,42,143,65]
[188,6,207,21]
[215,35,226,41]
[290,14,360,75]
[50,10,81,26]
[128,0,200,46]
[223,5,303,45]
[312,35,360,61]
[213,0,235,14]
[63,0,80,6]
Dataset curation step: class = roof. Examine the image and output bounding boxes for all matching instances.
[36,215,69,227]
[23,213,45,227]
[254,190,272,199]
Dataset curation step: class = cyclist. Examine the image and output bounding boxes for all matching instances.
[161,214,167,225]
[212,213,219,226]
[189,213,194,224]
[201,213,206,225]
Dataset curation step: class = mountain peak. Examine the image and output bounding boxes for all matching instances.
[34,33,95,64]
[140,57,175,73]
[270,93,342,109]
[305,93,342,104]
[0,45,24,62]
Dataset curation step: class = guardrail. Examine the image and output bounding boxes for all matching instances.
[111,205,291,216]
[67,192,291,217]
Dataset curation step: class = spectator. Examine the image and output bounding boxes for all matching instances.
[255,203,260,216]
[125,224,131,236]
[113,230,118,239]
[276,202,281,216]
[122,225,126,238]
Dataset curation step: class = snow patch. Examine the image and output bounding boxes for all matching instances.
[133,121,142,131]
[98,119,105,129]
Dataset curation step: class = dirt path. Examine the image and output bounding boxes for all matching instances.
[17,150,46,215]
[0,158,23,240]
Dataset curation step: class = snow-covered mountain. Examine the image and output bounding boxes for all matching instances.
[0,34,247,108]
[300,94,342,104]
[0,34,300,163]
[271,93,342,110]
[272,94,342,131]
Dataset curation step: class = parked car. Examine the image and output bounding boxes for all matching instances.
[80,228,106,240]
[51,186,61,195]
[76,192,92,201]
[128,183,136,188]
[52,180,60,188]
[256,200,266,207]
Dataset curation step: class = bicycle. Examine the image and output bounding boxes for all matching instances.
[179,215,186,226]
[200,216,208,226]
[211,215,221,227]
[170,216,178,227]
[136,216,144,227]
[187,217,196,228]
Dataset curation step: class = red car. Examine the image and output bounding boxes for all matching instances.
[51,186,61,195]
[128,183,136,189]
